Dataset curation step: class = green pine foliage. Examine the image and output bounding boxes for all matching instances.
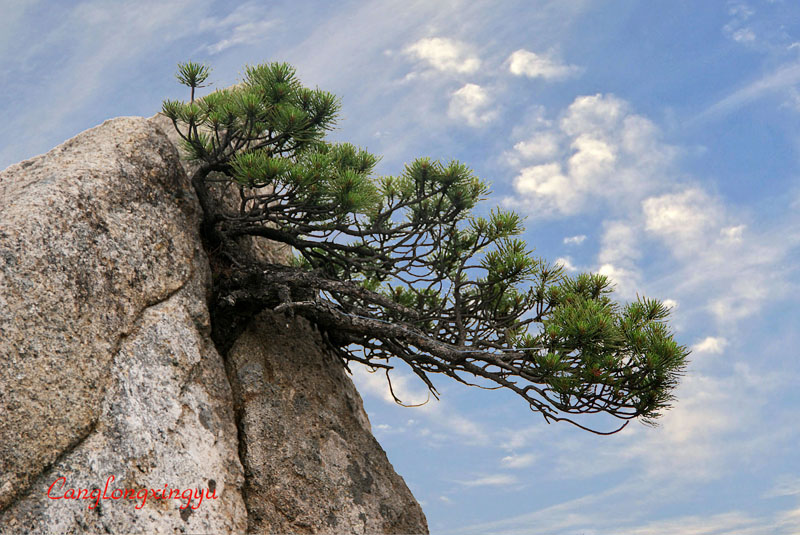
[163,61,689,434]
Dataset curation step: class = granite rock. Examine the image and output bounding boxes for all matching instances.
[0,115,427,534]
[0,117,246,532]
[227,309,428,534]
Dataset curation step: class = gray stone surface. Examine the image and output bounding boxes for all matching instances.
[1,280,247,534]
[0,114,427,534]
[227,309,429,535]
[0,117,246,532]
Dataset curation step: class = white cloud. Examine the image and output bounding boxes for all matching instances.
[598,221,640,266]
[637,187,794,326]
[500,453,536,468]
[513,132,562,161]
[205,20,275,54]
[0,0,37,54]
[567,134,617,185]
[721,224,746,243]
[618,511,764,535]
[405,37,480,74]
[540,362,789,500]
[642,187,731,258]
[449,83,497,126]
[554,257,577,272]
[447,414,487,440]
[643,188,720,241]
[194,2,277,54]
[692,336,728,354]
[497,425,545,451]
[507,105,554,137]
[598,263,640,299]
[560,93,626,136]
[731,27,756,43]
[708,279,768,324]
[457,474,517,487]
[563,234,586,245]
[349,363,489,445]
[596,221,641,298]
[505,94,675,217]
[620,363,791,483]
[777,507,800,532]
[512,163,575,213]
[621,176,800,331]
[350,364,431,406]
[724,2,757,46]
[450,466,800,535]
[765,475,800,498]
[728,2,754,19]
[505,94,797,336]
[662,298,679,310]
[507,49,580,80]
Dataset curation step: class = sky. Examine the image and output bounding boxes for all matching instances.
[2,1,800,533]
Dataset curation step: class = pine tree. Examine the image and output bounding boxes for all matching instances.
[162,61,689,434]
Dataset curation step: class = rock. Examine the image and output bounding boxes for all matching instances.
[226,309,428,534]
[1,278,247,534]
[0,114,428,533]
[0,117,246,532]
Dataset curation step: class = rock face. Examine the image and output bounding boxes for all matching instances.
[0,116,428,534]
[227,310,428,534]
[0,117,247,533]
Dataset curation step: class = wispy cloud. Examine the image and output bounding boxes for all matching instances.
[616,511,765,535]
[562,234,586,245]
[405,37,480,74]
[695,62,800,122]
[350,364,489,445]
[644,194,798,325]
[765,475,800,498]
[724,1,756,45]
[449,474,800,535]
[441,480,634,535]
[597,220,642,298]
[200,3,277,55]
[692,336,728,354]
[507,49,580,81]
[449,83,498,126]
[0,0,213,167]
[500,453,536,469]
[642,188,724,255]
[0,0,39,54]
[351,363,431,406]
[456,474,518,487]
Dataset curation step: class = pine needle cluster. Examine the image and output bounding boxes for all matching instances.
[163,61,689,434]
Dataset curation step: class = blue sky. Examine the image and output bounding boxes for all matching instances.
[2,1,800,533]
